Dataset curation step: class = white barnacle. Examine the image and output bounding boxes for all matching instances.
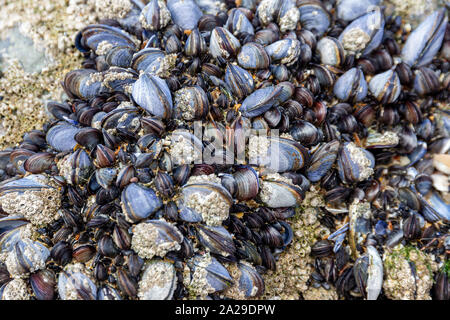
[184,190,230,226]
[183,252,215,297]
[1,278,31,300]
[139,0,172,31]
[167,134,202,165]
[346,142,374,181]
[341,27,371,52]
[186,174,221,185]
[174,87,197,121]
[279,7,300,32]
[95,40,114,56]
[0,177,60,226]
[248,135,270,163]
[5,238,49,278]
[138,260,176,300]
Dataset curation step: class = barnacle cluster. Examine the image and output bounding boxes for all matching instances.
[0,0,448,301]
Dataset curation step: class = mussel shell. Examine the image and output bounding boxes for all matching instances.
[197,225,236,257]
[209,27,241,59]
[259,180,304,208]
[185,29,207,56]
[140,0,172,31]
[23,153,55,174]
[98,285,122,300]
[57,265,97,300]
[297,0,330,36]
[226,8,255,35]
[46,123,80,152]
[167,0,203,30]
[337,0,381,21]
[174,86,210,121]
[30,269,56,300]
[250,137,310,172]
[306,140,339,182]
[138,260,177,300]
[340,10,384,55]
[121,183,163,222]
[233,166,259,201]
[75,24,136,54]
[316,36,345,67]
[337,142,375,183]
[240,86,283,118]
[235,262,264,298]
[105,45,135,68]
[264,39,301,65]
[333,68,368,102]
[401,9,448,68]
[238,42,270,69]
[225,64,254,100]
[132,73,173,119]
[368,69,401,104]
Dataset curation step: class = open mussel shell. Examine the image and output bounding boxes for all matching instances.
[249,137,310,172]
[57,263,97,300]
[197,225,236,257]
[30,269,56,300]
[297,0,330,37]
[132,72,173,119]
[259,179,304,208]
[121,183,163,222]
[339,9,384,55]
[237,42,271,69]
[138,259,177,300]
[140,0,172,31]
[401,9,448,68]
[306,140,339,182]
[368,69,401,104]
[167,0,203,30]
[333,68,367,102]
[46,123,80,152]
